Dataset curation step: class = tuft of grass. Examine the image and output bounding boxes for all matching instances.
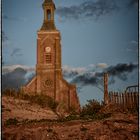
[127,108,139,114]
[5,118,19,126]
[131,130,139,136]
[65,114,79,121]
[18,119,55,125]
[2,89,58,111]
[79,113,111,121]
[57,99,111,122]
[47,128,53,133]
[2,89,17,97]
[80,99,103,117]
[5,108,11,112]
[80,126,88,131]
[57,114,79,122]
[79,99,112,121]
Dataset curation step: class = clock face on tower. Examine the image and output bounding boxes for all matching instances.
[45,47,51,53]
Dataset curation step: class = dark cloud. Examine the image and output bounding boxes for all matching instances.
[56,0,119,20]
[128,0,138,7]
[2,15,27,22]
[62,66,86,79]
[2,65,36,91]
[2,31,8,42]
[104,63,138,77]
[71,63,138,89]
[2,65,35,74]
[72,73,98,86]
[63,70,79,78]
[126,40,138,53]
[2,31,9,64]
[11,48,23,57]
[2,63,138,92]
[2,68,27,90]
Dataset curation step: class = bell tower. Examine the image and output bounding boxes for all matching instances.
[41,0,56,30]
[36,0,62,99]
[23,0,80,113]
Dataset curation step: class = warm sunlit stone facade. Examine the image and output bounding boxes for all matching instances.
[23,0,80,112]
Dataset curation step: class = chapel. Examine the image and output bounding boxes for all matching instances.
[23,0,80,112]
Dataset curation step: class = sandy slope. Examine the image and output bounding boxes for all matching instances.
[2,113,138,140]
[2,96,138,140]
[2,96,58,123]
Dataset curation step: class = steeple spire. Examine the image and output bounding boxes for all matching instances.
[44,0,55,4]
[41,0,56,30]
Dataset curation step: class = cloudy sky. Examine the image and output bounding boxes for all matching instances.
[2,0,138,105]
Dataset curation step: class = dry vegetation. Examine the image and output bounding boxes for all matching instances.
[2,89,139,140]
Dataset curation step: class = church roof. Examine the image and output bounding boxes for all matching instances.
[43,0,55,9]
[44,0,54,4]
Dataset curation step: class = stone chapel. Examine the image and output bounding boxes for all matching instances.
[23,0,80,112]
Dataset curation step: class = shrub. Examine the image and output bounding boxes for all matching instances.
[69,106,79,115]
[25,94,58,111]
[80,99,103,117]
[79,99,112,120]
[127,107,138,114]
[46,96,58,111]
[20,93,30,100]
[80,126,88,131]
[3,88,58,111]
[5,118,19,126]
[2,89,17,97]
[92,113,111,120]
[29,94,48,108]
[65,114,79,121]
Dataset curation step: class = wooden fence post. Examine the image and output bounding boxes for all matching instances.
[125,92,128,109]
[128,93,131,109]
[117,92,119,105]
[118,93,121,106]
[113,92,116,104]
[104,73,109,105]
[122,93,125,109]
[120,93,123,108]
[110,92,112,103]
[109,92,111,102]
[114,92,116,104]
[108,89,138,111]
[115,93,117,104]
[136,93,139,109]
[112,92,115,104]
[131,92,134,108]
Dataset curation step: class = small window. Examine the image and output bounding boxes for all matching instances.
[45,54,51,63]
[47,10,51,20]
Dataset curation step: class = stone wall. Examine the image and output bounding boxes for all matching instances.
[22,28,80,113]
[23,76,80,113]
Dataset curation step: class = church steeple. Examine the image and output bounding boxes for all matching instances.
[23,0,80,113]
[41,0,56,30]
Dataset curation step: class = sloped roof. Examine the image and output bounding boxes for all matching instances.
[43,0,55,9]
[44,0,54,4]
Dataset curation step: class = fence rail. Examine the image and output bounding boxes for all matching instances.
[125,85,139,93]
[109,91,139,110]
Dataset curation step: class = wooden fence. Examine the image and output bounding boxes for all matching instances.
[108,91,139,110]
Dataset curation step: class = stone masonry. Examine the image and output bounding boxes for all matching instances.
[22,0,80,112]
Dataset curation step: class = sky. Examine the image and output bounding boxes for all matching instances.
[2,0,138,105]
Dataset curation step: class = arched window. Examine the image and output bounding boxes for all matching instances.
[44,47,51,63]
[45,53,51,63]
[47,10,51,20]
